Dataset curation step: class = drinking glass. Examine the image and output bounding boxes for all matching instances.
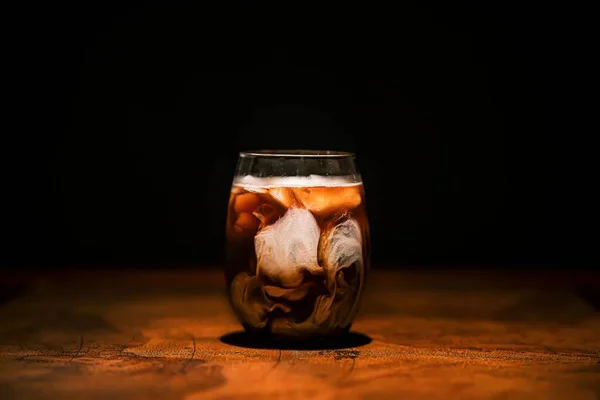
[225,150,370,338]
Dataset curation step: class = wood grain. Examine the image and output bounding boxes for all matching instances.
[1,268,599,399]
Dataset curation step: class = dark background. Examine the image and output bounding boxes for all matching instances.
[4,2,595,271]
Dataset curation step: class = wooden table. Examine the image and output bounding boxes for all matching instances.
[1,268,599,399]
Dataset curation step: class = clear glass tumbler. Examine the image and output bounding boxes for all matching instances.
[225,150,370,339]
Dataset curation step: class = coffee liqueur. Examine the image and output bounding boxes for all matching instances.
[225,175,370,338]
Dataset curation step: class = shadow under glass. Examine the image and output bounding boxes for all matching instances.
[219,331,372,350]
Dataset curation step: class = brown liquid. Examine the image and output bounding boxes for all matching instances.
[225,181,370,338]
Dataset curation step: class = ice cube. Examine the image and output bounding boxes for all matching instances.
[232,212,259,236]
[234,192,262,213]
[254,207,323,288]
[319,217,363,290]
[267,187,299,209]
[252,203,282,228]
[292,186,361,215]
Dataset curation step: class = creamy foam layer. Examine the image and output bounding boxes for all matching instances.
[233,174,362,188]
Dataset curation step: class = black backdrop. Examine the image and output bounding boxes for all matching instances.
[4,3,595,270]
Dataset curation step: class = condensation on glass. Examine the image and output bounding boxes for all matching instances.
[225,150,370,338]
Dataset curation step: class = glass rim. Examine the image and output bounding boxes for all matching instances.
[239,149,355,158]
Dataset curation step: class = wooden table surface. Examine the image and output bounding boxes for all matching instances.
[1,268,599,400]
